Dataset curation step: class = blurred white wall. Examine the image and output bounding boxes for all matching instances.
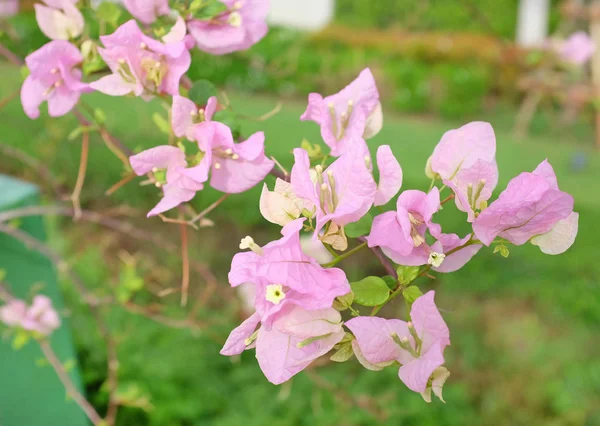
[268,0,334,32]
[516,0,550,47]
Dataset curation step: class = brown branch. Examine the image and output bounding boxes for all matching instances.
[39,340,103,425]
[179,211,190,307]
[0,41,23,66]
[358,236,397,278]
[188,193,229,225]
[71,132,89,220]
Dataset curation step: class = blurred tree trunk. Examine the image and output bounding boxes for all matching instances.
[517,0,550,46]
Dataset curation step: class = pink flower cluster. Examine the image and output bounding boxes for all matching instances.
[220,68,578,395]
[0,295,61,336]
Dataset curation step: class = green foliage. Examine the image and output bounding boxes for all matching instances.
[332,292,354,311]
[494,244,510,258]
[402,286,424,310]
[397,265,420,285]
[188,79,218,106]
[344,213,373,238]
[151,113,171,135]
[189,0,229,20]
[381,275,398,290]
[96,1,122,26]
[350,276,390,306]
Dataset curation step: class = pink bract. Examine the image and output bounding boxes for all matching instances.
[21,40,90,119]
[301,68,382,156]
[187,0,269,55]
[123,0,170,25]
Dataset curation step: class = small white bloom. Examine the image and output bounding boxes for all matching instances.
[428,252,446,268]
[265,284,285,305]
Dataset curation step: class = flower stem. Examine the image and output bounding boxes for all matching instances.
[322,242,367,267]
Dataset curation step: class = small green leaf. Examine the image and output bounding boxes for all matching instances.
[330,341,354,362]
[402,286,423,309]
[68,127,83,141]
[190,0,228,20]
[300,139,323,161]
[188,79,218,106]
[344,213,373,238]
[83,55,107,75]
[381,275,398,290]
[12,329,31,350]
[94,108,106,125]
[96,1,122,25]
[332,291,354,311]
[152,113,171,135]
[350,276,390,307]
[397,265,420,285]
[0,269,6,282]
[493,244,510,258]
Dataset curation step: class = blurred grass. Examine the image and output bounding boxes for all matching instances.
[1,63,599,425]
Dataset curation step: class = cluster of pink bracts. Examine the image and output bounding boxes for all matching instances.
[10,0,580,402]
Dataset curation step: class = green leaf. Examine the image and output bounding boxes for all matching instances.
[152,113,171,135]
[96,1,122,25]
[188,79,218,106]
[12,329,31,350]
[94,108,106,125]
[0,269,6,282]
[381,275,398,290]
[332,291,354,311]
[350,276,390,307]
[330,341,354,362]
[83,55,107,76]
[300,139,323,161]
[396,265,420,285]
[68,127,83,141]
[402,286,423,309]
[493,244,510,258]
[344,213,373,238]
[190,0,228,20]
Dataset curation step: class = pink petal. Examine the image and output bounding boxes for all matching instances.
[0,300,27,326]
[398,341,445,393]
[409,291,450,353]
[47,85,80,117]
[274,306,342,339]
[532,159,559,189]
[147,184,195,217]
[162,17,187,43]
[374,145,402,206]
[171,95,197,138]
[229,251,261,287]
[531,211,579,255]
[210,154,274,193]
[290,148,318,206]
[430,121,496,181]
[89,73,136,96]
[21,76,47,119]
[220,312,261,356]
[129,146,186,175]
[345,316,413,365]
[123,0,170,25]
[366,211,413,256]
[205,96,218,121]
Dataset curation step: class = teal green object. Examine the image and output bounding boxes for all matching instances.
[0,175,89,426]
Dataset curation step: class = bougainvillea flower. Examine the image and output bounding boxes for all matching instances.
[301,68,382,156]
[559,31,595,66]
[21,40,90,119]
[229,219,350,326]
[290,145,379,237]
[0,296,61,336]
[367,188,441,258]
[129,145,206,217]
[367,188,481,272]
[346,291,450,395]
[187,0,269,55]
[473,160,576,248]
[183,121,273,193]
[123,0,170,25]
[35,0,84,41]
[171,95,217,139]
[259,178,311,226]
[429,121,498,221]
[90,20,191,99]
[221,305,344,384]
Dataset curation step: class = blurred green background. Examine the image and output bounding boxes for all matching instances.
[1,1,600,425]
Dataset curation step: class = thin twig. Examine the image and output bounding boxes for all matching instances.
[237,102,283,122]
[0,41,23,65]
[188,194,229,225]
[179,211,190,307]
[39,340,103,425]
[0,89,19,111]
[358,236,397,278]
[105,173,136,196]
[71,132,89,221]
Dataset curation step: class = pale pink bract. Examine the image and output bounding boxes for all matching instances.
[0,295,61,336]
[559,31,595,66]
[34,0,84,41]
[123,0,170,25]
[21,40,90,119]
[301,68,382,156]
[187,0,269,55]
